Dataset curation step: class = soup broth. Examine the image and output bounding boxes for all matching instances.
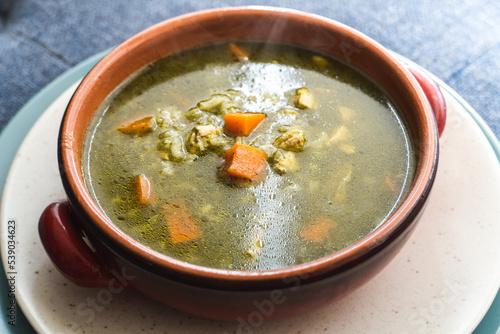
[82,41,415,271]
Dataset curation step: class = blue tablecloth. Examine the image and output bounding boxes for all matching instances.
[1,0,499,139]
[0,1,499,333]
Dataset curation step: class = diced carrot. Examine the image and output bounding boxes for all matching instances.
[223,143,268,182]
[228,42,250,61]
[134,174,153,205]
[117,116,156,135]
[383,176,397,192]
[164,199,200,244]
[168,91,190,108]
[300,217,336,243]
[224,112,265,137]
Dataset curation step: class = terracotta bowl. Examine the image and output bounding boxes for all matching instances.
[38,6,446,321]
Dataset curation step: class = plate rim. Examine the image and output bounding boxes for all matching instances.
[0,50,108,334]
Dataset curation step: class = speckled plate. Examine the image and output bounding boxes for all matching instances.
[1,53,499,334]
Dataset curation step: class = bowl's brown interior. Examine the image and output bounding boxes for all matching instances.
[60,7,437,286]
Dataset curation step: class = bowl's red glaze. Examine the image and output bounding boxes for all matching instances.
[39,6,444,321]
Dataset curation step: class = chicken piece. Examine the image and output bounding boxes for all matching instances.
[197,94,233,113]
[195,124,220,137]
[255,144,277,158]
[271,150,298,174]
[273,129,306,152]
[185,124,227,155]
[334,165,353,204]
[160,161,175,177]
[339,106,355,122]
[327,125,351,146]
[339,143,356,154]
[187,94,240,125]
[185,107,205,122]
[312,55,330,68]
[158,130,187,162]
[280,108,299,116]
[156,108,182,128]
[295,87,315,109]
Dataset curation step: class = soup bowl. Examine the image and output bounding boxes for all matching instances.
[38,6,446,321]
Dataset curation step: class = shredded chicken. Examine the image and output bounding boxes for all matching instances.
[158,130,187,162]
[295,87,315,109]
[271,150,298,174]
[185,124,229,155]
[273,129,306,152]
[197,94,239,114]
[327,125,351,146]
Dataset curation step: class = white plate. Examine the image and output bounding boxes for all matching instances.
[1,75,500,333]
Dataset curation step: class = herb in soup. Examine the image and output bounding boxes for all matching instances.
[82,41,416,271]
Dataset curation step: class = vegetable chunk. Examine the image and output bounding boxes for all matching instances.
[223,143,268,182]
[300,217,336,243]
[158,130,188,162]
[327,125,351,146]
[228,42,250,61]
[224,112,265,137]
[197,94,232,113]
[334,165,353,204]
[273,129,306,152]
[312,55,329,68]
[164,199,200,244]
[295,87,315,109]
[383,176,397,192]
[117,116,156,135]
[185,124,227,155]
[271,150,298,174]
[134,174,153,205]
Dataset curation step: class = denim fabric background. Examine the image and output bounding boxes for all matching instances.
[1,0,499,139]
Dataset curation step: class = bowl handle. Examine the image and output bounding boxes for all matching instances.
[405,64,447,137]
[38,200,123,288]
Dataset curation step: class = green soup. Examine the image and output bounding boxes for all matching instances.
[82,41,416,271]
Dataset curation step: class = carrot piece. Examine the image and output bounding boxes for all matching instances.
[383,176,397,192]
[300,217,336,243]
[228,42,250,61]
[164,199,200,244]
[117,116,156,135]
[168,91,190,108]
[223,143,268,181]
[134,174,153,205]
[224,112,265,137]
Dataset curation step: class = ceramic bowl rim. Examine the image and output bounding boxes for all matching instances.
[59,6,438,288]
